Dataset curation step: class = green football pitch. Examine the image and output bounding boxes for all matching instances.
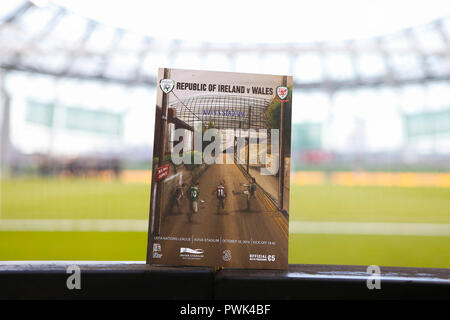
[1,178,449,268]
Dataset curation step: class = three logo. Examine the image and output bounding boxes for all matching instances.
[222,249,232,262]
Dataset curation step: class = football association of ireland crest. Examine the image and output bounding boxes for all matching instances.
[160,79,175,94]
[276,86,289,102]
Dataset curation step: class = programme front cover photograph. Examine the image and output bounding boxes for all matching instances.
[147,68,292,269]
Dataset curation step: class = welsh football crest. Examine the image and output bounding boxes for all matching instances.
[276,86,289,101]
[160,79,175,94]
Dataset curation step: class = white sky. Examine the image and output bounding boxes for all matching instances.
[53,0,450,44]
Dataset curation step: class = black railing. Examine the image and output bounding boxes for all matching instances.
[0,262,448,300]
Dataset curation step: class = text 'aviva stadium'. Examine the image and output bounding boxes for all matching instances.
[169,95,273,130]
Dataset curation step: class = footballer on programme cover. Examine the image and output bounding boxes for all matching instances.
[147,68,292,269]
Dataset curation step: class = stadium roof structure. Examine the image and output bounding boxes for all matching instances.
[0,0,450,91]
[169,95,272,130]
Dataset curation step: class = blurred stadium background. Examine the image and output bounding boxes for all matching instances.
[0,0,449,267]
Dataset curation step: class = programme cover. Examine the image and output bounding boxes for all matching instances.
[147,68,292,269]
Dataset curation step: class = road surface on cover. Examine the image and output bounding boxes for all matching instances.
[152,155,289,269]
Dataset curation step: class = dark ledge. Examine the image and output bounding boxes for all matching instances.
[0,261,215,300]
[0,262,448,300]
[215,264,450,300]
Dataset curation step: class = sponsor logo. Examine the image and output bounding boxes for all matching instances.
[276,86,289,102]
[249,254,276,262]
[152,243,162,259]
[222,249,232,262]
[160,79,175,94]
[180,248,204,255]
[180,247,204,260]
